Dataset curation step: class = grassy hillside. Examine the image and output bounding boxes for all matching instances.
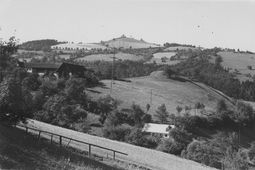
[218,51,255,81]
[0,124,121,170]
[86,71,234,117]
[102,35,161,49]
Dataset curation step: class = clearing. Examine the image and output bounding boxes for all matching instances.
[87,71,234,117]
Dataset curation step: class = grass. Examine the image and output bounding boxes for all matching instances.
[21,119,217,170]
[0,123,122,170]
[75,52,144,62]
[218,51,255,81]
[87,71,234,117]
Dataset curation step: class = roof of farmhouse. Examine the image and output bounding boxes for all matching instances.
[142,123,175,134]
[51,42,108,50]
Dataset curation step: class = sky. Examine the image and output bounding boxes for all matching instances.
[0,0,255,51]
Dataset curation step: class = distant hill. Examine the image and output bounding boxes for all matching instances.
[102,35,161,49]
[19,39,63,51]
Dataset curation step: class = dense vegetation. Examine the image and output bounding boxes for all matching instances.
[19,39,63,51]
[82,60,162,79]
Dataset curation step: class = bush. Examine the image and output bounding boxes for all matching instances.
[157,139,183,155]
[103,125,131,141]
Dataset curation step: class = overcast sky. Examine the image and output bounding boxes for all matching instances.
[0,0,255,51]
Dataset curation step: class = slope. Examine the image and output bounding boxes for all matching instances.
[86,71,234,117]
[19,119,217,170]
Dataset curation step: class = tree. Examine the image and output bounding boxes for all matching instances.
[185,140,221,168]
[176,105,183,115]
[157,139,183,155]
[234,102,254,126]
[216,99,227,113]
[154,104,169,123]
[0,78,32,124]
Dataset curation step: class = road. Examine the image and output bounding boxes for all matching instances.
[19,119,217,170]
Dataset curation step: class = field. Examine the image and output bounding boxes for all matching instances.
[75,52,144,62]
[218,51,255,81]
[20,119,217,170]
[164,46,199,52]
[86,71,234,117]
[0,124,119,170]
[146,52,180,65]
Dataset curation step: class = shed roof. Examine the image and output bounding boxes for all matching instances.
[142,123,175,134]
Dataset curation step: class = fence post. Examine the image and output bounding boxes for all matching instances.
[38,131,41,141]
[26,127,28,134]
[59,136,62,146]
[51,134,53,144]
[89,144,91,157]
[113,151,116,160]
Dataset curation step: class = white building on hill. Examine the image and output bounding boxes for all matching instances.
[142,123,175,138]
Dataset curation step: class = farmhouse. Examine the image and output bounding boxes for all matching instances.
[56,62,91,78]
[18,62,92,78]
[142,123,175,138]
[22,62,61,75]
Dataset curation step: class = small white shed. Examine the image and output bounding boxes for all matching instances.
[142,123,175,138]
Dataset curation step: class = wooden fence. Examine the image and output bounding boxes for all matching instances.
[16,124,128,160]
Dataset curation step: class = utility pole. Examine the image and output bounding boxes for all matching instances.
[150,89,153,105]
[110,48,117,96]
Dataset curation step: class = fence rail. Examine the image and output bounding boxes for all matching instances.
[16,124,128,160]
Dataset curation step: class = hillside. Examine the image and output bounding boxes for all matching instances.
[218,51,255,81]
[0,124,120,170]
[102,35,161,49]
[86,71,234,117]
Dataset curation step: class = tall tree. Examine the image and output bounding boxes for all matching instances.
[154,104,169,123]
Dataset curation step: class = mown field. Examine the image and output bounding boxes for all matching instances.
[218,51,255,81]
[86,71,234,117]
[20,119,217,170]
[75,52,144,62]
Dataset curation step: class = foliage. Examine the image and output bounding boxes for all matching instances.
[154,104,169,123]
[22,73,41,91]
[0,78,32,124]
[82,60,161,80]
[234,101,254,126]
[157,139,183,155]
[19,39,61,51]
[184,140,222,168]
[103,124,131,141]
[125,127,158,148]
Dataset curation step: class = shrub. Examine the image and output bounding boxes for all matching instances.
[157,139,183,155]
[103,125,131,141]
